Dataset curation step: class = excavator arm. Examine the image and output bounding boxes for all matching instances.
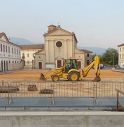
[82,56,101,82]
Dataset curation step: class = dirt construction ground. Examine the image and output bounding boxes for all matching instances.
[0,69,124,97]
[0,69,124,81]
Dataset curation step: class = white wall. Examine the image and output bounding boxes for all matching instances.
[0,111,124,127]
[0,39,22,71]
[118,46,124,68]
[34,50,45,69]
[21,49,41,69]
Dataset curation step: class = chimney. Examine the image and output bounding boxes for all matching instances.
[48,25,56,32]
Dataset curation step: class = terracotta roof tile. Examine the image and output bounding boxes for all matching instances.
[80,49,93,53]
[20,44,44,50]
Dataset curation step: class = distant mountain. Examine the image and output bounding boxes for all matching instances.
[10,38,106,55]
[10,37,32,45]
[80,47,106,55]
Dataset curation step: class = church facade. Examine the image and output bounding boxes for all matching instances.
[34,25,92,69]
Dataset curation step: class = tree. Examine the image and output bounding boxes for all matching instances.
[101,48,118,66]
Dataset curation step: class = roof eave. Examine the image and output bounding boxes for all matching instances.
[72,33,78,43]
[118,43,124,47]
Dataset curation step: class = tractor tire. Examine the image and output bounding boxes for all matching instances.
[68,71,80,81]
[51,75,60,82]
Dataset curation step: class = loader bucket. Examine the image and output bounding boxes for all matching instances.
[40,73,46,80]
[93,76,101,82]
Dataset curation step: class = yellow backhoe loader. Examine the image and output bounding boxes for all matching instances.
[40,56,101,82]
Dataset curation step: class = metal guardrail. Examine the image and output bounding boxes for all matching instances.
[0,81,123,109]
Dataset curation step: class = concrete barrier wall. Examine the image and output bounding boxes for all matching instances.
[0,112,124,127]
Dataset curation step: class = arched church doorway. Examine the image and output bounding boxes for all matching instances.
[4,61,6,71]
[6,61,8,71]
[39,62,42,69]
[57,60,62,68]
[1,61,3,72]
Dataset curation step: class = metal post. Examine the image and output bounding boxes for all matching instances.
[112,53,115,68]
[116,90,119,111]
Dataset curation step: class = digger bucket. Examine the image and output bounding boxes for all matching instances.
[40,73,46,81]
[93,75,101,82]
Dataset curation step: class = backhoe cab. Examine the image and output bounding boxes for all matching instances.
[65,59,78,72]
[40,56,101,82]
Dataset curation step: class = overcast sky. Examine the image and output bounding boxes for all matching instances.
[0,0,124,48]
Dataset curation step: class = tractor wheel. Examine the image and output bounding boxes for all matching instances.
[68,71,80,81]
[51,75,60,82]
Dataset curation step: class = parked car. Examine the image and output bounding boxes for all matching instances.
[114,65,120,69]
[99,64,104,69]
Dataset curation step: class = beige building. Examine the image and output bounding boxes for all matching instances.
[34,25,92,69]
[118,43,124,68]
[0,32,22,72]
[20,44,44,69]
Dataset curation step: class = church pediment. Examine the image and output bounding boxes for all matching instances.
[44,28,73,36]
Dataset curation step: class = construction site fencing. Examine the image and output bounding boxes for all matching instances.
[0,81,124,98]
